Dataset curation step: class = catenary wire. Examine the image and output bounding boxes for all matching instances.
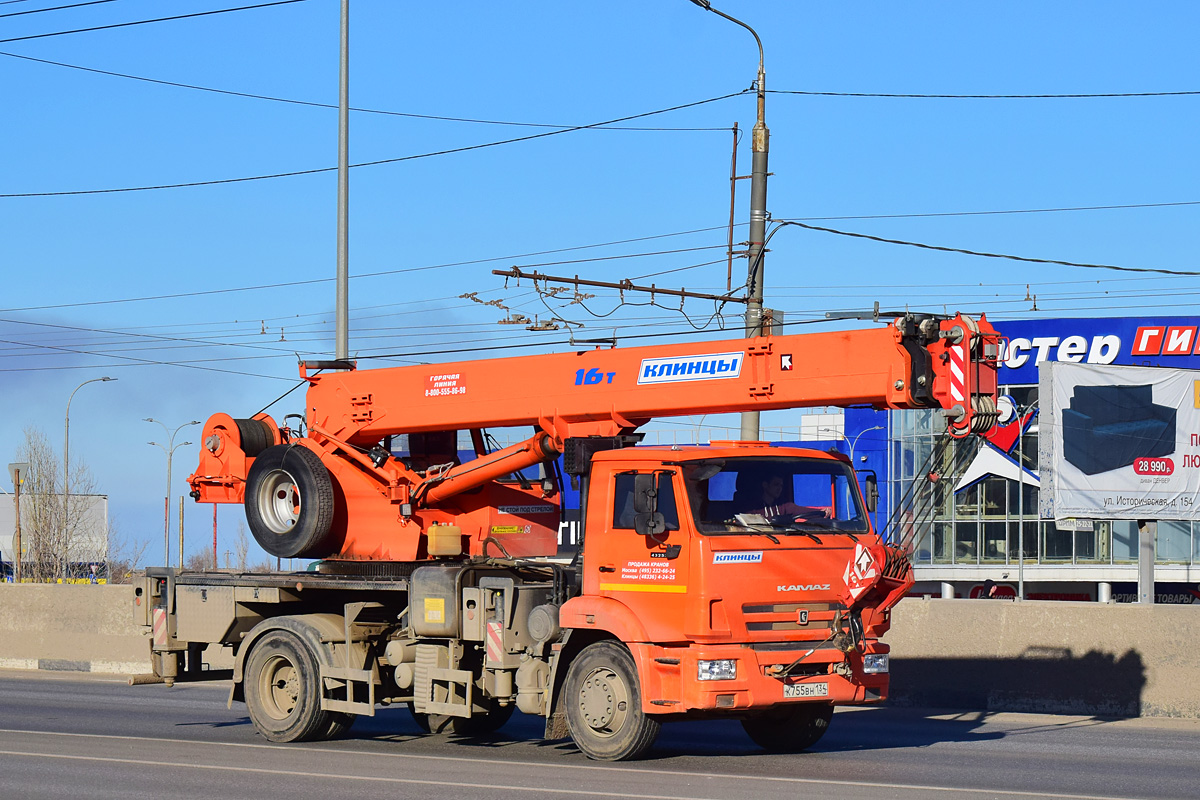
[9,196,1200,311]
[0,224,735,311]
[0,0,308,44]
[769,88,1200,99]
[0,91,748,197]
[0,337,293,380]
[0,51,728,132]
[0,0,116,19]
[782,221,1200,278]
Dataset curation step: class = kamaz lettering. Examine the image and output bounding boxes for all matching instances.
[638,352,744,385]
[778,583,831,592]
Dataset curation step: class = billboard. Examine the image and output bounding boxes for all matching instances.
[1039,362,1200,521]
[1,494,109,566]
[997,316,1200,386]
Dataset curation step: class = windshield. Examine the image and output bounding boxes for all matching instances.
[682,456,869,535]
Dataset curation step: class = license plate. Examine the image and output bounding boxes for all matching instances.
[784,682,828,699]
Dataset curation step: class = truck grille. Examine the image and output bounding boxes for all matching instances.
[742,602,845,632]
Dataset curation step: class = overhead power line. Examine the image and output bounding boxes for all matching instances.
[0,50,728,132]
[0,0,308,44]
[0,0,117,19]
[4,196,1199,312]
[0,224,735,311]
[786,221,1200,277]
[0,91,747,197]
[0,336,293,380]
[770,88,1200,99]
[785,199,1200,222]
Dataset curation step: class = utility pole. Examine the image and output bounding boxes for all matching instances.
[178,496,185,570]
[9,462,29,582]
[335,0,350,360]
[688,1,769,440]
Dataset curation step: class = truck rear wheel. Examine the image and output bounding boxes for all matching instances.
[741,702,834,753]
[245,445,336,558]
[244,629,345,743]
[563,641,660,761]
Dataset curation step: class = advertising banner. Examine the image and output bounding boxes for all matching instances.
[1039,362,1200,521]
[999,316,1200,386]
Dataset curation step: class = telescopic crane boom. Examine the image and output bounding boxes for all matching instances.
[189,312,1000,562]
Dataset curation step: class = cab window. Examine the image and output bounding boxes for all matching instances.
[611,472,680,531]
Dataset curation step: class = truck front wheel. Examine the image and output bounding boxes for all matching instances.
[563,641,660,761]
[244,630,349,742]
[741,702,833,753]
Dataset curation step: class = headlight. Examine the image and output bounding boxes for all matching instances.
[863,653,889,674]
[697,659,737,681]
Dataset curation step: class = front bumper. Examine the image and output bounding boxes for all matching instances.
[631,641,890,715]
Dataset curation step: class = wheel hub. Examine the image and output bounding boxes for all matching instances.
[578,667,628,734]
[257,469,301,535]
[261,656,299,719]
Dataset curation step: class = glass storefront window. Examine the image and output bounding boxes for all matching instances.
[955,522,979,564]
[1020,520,1039,560]
[955,482,978,517]
[1043,523,1072,560]
[930,521,951,563]
[1111,520,1139,562]
[1075,527,1100,561]
[982,521,1007,562]
[1157,520,1191,563]
[981,477,1007,518]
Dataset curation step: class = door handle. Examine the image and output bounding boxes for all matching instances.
[598,565,616,573]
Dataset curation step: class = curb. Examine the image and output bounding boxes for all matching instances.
[0,658,149,674]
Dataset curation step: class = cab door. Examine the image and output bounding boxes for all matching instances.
[585,468,691,643]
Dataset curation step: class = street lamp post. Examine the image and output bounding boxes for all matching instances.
[64,377,116,581]
[817,424,884,465]
[848,426,885,465]
[146,418,201,567]
[689,0,769,441]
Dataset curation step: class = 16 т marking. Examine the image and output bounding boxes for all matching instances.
[575,368,616,386]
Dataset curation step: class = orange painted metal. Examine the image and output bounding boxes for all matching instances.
[187,314,1000,563]
[567,443,909,715]
[301,313,998,447]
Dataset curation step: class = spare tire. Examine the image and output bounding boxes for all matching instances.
[245,445,336,558]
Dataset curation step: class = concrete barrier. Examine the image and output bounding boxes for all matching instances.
[887,598,1199,718]
[0,584,148,674]
[0,585,1196,718]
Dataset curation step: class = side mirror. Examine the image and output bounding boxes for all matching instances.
[632,473,666,536]
[863,472,879,513]
[633,473,657,513]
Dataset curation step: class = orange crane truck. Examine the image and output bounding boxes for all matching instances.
[133,312,1000,760]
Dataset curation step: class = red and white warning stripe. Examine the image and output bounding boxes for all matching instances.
[152,607,168,649]
[486,620,504,664]
[948,343,966,402]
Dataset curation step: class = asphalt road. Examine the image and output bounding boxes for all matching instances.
[0,670,1197,800]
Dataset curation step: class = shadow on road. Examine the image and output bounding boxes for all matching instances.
[890,647,1146,717]
[192,645,1145,760]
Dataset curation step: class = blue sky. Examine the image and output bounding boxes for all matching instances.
[2,0,1198,566]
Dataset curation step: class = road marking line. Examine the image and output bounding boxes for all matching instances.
[0,729,1154,800]
[0,749,710,800]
